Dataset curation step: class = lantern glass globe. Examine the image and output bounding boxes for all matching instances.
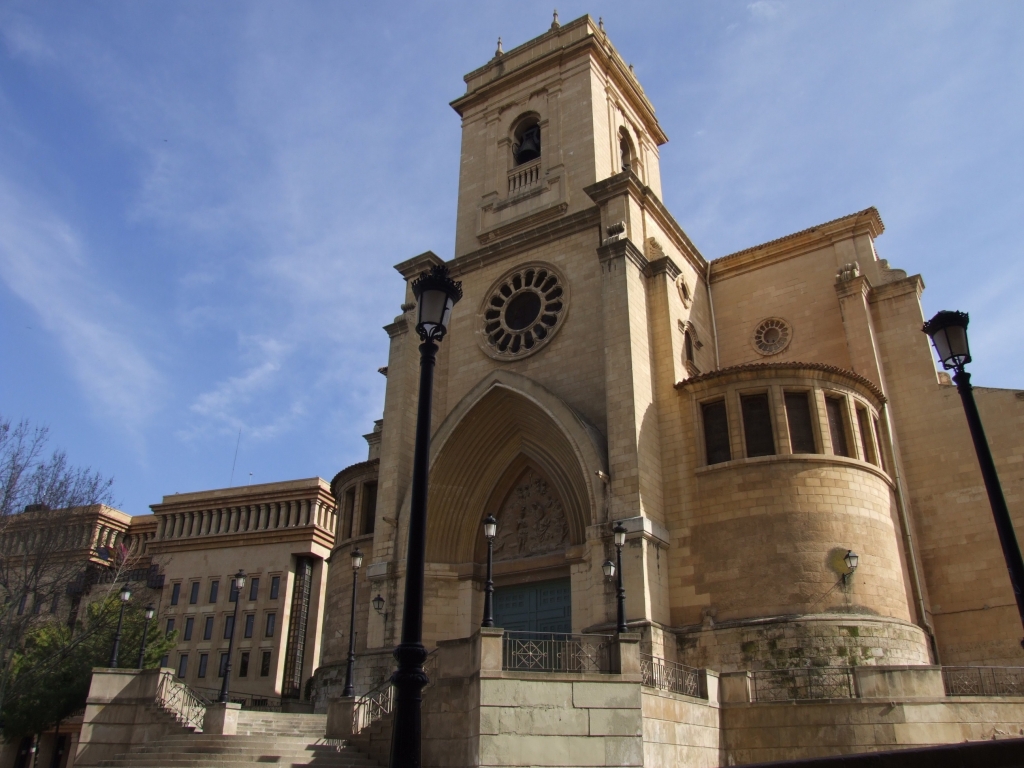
[351,548,364,571]
[844,550,859,572]
[119,586,132,603]
[372,594,385,614]
[602,559,616,579]
[483,515,498,540]
[144,604,155,620]
[613,522,626,548]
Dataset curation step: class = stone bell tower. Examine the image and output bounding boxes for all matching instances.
[450,13,667,258]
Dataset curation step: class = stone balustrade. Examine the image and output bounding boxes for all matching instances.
[156,497,336,541]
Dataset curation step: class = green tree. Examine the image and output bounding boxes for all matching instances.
[1,592,176,739]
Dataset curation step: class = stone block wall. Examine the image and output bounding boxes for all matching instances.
[641,688,721,768]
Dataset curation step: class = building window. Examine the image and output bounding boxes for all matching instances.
[260,651,272,677]
[741,393,776,457]
[218,653,229,678]
[856,406,876,464]
[826,397,850,457]
[189,582,200,605]
[224,615,235,640]
[160,655,169,668]
[209,580,219,603]
[702,400,731,465]
[170,583,181,606]
[248,577,259,602]
[265,613,276,638]
[784,392,817,454]
[197,653,208,679]
[684,330,694,364]
[512,119,540,165]
[229,580,239,603]
[620,132,633,171]
[239,651,250,678]
[203,616,214,640]
[270,576,281,600]
[873,418,888,472]
[17,595,26,616]
[244,614,255,639]
[177,654,188,678]
[165,618,175,636]
[361,482,378,536]
[183,617,194,641]
[343,488,356,539]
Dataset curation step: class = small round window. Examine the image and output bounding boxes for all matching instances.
[752,317,792,356]
[479,264,568,360]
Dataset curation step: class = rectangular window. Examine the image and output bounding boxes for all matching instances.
[170,583,181,606]
[702,400,731,465]
[166,618,175,636]
[189,582,200,605]
[244,614,255,639]
[361,481,378,535]
[344,488,356,539]
[784,392,817,454]
[17,595,26,616]
[160,655,169,668]
[203,616,214,640]
[177,654,188,678]
[260,650,272,677]
[873,418,888,471]
[239,651,250,678]
[197,653,208,679]
[248,577,259,602]
[183,617,194,641]
[224,615,235,640]
[856,407,876,464]
[209,580,219,603]
[32,596,42,614]
[218,652,229,678]
[826,397,850,457]
[270,576,281,600]
[741,393,776,457]
[265,612,276,638]
[229,580,239,603]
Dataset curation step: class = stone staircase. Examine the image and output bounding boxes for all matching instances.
[100,712,379,768]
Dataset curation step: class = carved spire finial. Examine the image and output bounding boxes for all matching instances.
[598,17,605,33]
[551,9,560,29]
[495,37,503,57]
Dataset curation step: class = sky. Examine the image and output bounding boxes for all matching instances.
[0,1,1021,516]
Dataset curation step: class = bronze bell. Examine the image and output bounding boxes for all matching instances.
[514,125,541,164]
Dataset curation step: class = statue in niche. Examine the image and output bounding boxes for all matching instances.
[489,468,569,561]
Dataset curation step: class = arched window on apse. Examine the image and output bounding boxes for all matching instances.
[513,118,541,166]
[684,329,694,364]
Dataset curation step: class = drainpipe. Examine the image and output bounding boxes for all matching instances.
[705,261,720,370]
[881,403,940,665]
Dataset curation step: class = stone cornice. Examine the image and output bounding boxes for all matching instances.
[710,207,885,282]
[394,250,445,281]
[384,317,409,339]
[452,16,667,146]
[584,171,707,275]
[869,274,925,303]
[597,237,649,274]
[448,207,601,278]
[675,360,887,404]
[151,478,333,515]
[834,274,872,301]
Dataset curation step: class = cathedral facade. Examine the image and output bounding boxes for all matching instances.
[314,14,1024,762]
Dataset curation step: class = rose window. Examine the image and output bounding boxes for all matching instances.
[753,317,792,356]
[481,265,567,359]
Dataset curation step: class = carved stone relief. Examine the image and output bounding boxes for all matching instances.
[490,468,569,561]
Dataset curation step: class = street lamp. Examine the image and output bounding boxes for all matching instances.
[481,516,498,628]
[109,583,132,667]
[136,604,155,669]
[842,551,859,586]
[218,569,245,703]
[390,263,462,768]
[343,548,364,697]
[924,310,1024,646]
[612,522,628,633]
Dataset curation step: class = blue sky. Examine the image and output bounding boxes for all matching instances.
[1,1,1021,515]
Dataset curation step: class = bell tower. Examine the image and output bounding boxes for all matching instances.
[449,14,668,258]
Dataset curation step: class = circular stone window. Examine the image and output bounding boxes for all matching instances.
[752,317,792,356]
[480,264,568,360]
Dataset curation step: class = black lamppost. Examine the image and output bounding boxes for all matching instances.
[218,570,245,703]
[109,584,132,667]
[481,516,497,627]
[136,604,155,669]
[389,263,462,768]
[612,522,627,633]
[343,548,364,697]
[924,310,1024,645]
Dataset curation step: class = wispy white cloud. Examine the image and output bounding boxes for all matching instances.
[0,178,163,435]
[747,1,784,20]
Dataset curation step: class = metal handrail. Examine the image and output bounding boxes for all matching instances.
[353,649,439,734]
[943,666,1024,696]
[191,685,283,711]
[640,653,703,698]
[156,670,209,731]
[502,631,614,674]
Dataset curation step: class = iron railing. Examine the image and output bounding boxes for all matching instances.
[156,670,209,731]
[352,650,438,734]
[502,631,614,674]
[943,666,1024,697]
[640,653,703,698]
[751,667,856,702]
